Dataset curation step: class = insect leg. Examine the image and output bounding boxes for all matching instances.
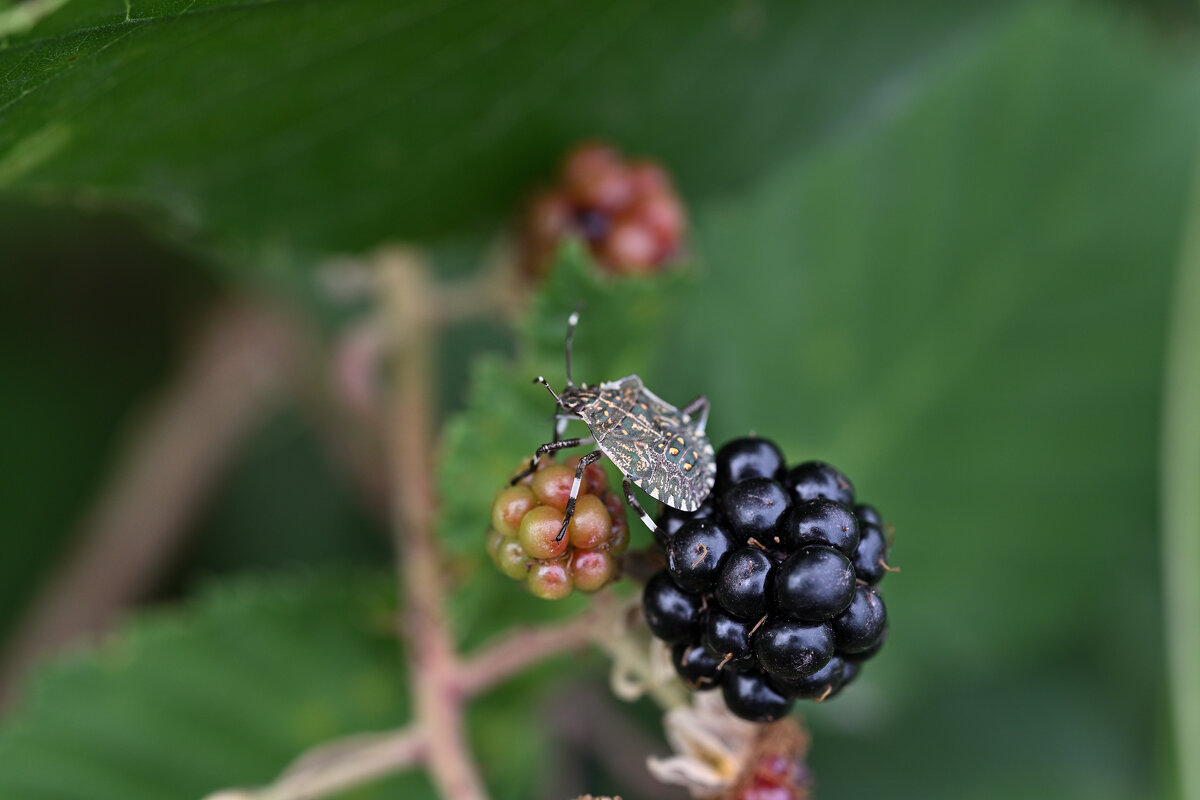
[556,449,604,541]
[622,475,658,535]
[681,395,710,433]
[509,436,593,485]
[552,413,573,442]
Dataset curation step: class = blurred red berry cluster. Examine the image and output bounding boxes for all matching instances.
[487,455,629,599]
[734,752,811,800]
[728,720,811,800]
[521,141,687,277]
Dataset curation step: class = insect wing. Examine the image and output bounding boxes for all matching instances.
[577,377,641,439]
[591,379,716,512]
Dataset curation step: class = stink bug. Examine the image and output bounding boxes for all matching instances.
[512,310,716,540]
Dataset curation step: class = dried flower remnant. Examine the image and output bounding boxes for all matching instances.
[648,693,811,800]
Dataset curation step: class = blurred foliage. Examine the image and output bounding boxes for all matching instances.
[2,1,1199,799]
[0,570,434,799]
[0,0,1026,266]
[0,203,215,633]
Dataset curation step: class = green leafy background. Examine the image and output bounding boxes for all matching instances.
[2,0,1198,798]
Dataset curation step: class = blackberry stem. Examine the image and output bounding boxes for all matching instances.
[457,603,611,697]
[380,253,488,800]
[202,249,610,800]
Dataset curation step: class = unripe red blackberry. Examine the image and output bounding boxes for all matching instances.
[491,485,538,538]
[570,548,617,593]
[567,494,612,549]
[526,560,573,600]
[602,218,660,274]
[519,141,688,277]
[518,505,571,560]
[488,454,628,598]
[727,719,813,800]
[531,463,576,511]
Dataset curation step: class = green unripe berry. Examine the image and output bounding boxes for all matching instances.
[494,538,531,581]
[531,464,575,510]
[491,484,537,538]
[518,505,570,560]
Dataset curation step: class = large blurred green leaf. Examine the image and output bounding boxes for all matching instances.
[0,570,429,800]
[641,4,1198,797]
[0,0,1015,267]
[0,568,619,800]
[0,203,214,637]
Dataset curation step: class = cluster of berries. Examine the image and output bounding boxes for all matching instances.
[487,456,629,599]
[735,749,811,800]
[643,437,893,723]
[521,141,687,277]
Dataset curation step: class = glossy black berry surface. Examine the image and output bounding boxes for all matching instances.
[833,586,887,654]
[672,642,723,691]
[785,461,855,506]
[840,659,862,686]
[755,617,834,679]
[640,435,896,718]
[854,503,882,528]
[702,608,758,670]
[666,518,736,593]
[642,570,703,644]
[771,654,845,700]
[716,436,786,490]
[656,497,716,548]
[720,478,791,542]
[721,669,794,723]
[853,523,890,585]
[714,547,774,619]
[774,545,856,622]
[844,627,888,662]
[782,499,860,555]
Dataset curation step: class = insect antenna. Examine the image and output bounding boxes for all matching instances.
[564,306,583,387]
[533,376,564,406]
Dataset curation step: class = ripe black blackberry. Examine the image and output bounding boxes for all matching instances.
[642,435,895,722]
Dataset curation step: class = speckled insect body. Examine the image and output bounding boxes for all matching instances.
[513,311,715,540]
[577,376,714,513]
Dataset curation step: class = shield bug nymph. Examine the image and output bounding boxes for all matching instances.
[512,310,716,540]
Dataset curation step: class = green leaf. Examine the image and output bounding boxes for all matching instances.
[0,570,433,800]
[0,565,609,800]
[0,201,214,635]
[0,0,1017,267]
[637,4,1199,797]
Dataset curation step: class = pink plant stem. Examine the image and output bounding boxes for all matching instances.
[0,300,303,707]
[456,604,608,698]
[380,255,489,800]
